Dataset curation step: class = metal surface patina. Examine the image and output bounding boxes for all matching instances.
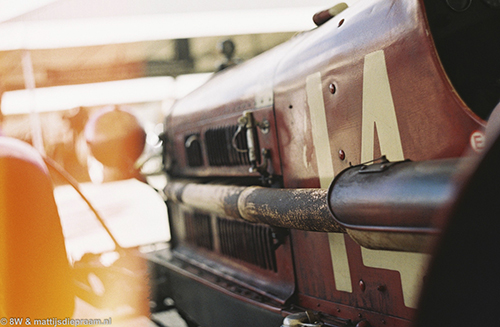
[148,0,500,326]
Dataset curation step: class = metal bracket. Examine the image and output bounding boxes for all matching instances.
[359,156,392,174]
[234,111,273,183]
[282,311,324,326]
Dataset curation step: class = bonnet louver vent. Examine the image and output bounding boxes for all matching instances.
[185,134,203,167]
[183,211,278,272]
[217,217,277,272]
[205,125,252,166]
[184,212,213,251]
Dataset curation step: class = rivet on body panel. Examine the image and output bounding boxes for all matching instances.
[359,280,366,291]
[339,150,346,160]
[329,83,336,94]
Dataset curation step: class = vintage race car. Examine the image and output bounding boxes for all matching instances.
[2,0,500,327]
[148,0,500,326]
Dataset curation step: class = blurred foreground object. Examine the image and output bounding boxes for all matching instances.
[85,106,146,182]
[0,137,74,319]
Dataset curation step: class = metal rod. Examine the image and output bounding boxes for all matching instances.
[164,181,344,233]
[21,50,45,156]
[44,155,123,250]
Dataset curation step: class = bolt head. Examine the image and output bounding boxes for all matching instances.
[359,280,366,292]
[356,320,371,327]
[329,83,336,94]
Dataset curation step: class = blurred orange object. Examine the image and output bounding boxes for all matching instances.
[84,106,146,181]
[0,137,75,319]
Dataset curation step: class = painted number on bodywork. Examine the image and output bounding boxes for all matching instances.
[305,50,429,308]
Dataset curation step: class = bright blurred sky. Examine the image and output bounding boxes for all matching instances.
[0,0,56,22]
[0,0,337,50]
[0,0,357,114]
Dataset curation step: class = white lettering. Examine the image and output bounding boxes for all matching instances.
[306,72,352,293]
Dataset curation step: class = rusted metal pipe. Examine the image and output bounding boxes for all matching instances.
[164,158,464,252]
[164,181,344,232]
[238,186,343,232]
[164,181,245,219]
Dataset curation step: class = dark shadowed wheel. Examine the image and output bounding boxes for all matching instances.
[415,105,500,326]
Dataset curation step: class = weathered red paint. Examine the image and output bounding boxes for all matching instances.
[161,0,499,325]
